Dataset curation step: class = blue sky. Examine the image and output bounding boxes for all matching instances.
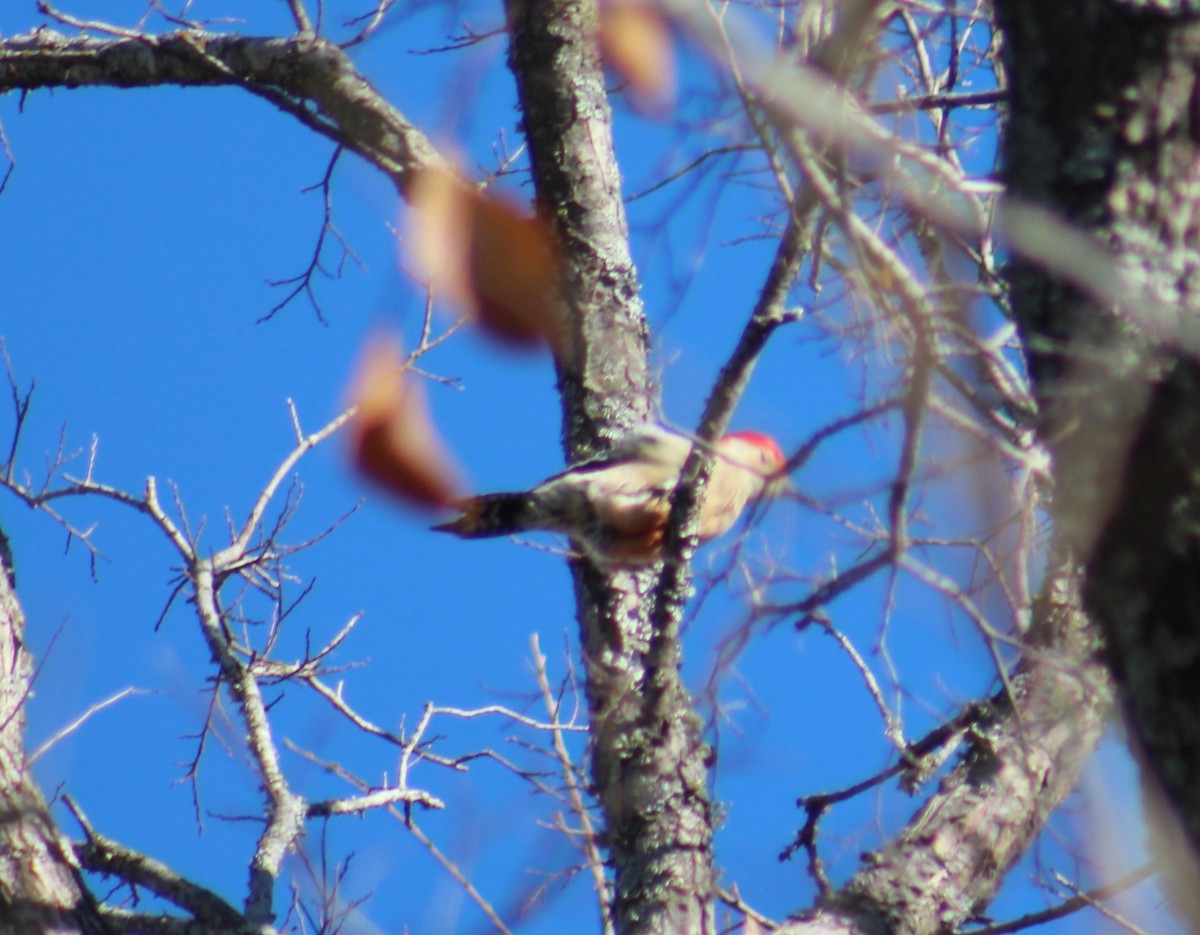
[0,2,1173,933]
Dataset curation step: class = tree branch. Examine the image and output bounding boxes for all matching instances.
[66,796,247,932]
[0,29,446,195]
[781,558,1111,934]
[0,546,113,933]
[504,0,718,929]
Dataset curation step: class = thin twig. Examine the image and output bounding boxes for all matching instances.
[963,864,1156,935]
[29,687,148,765]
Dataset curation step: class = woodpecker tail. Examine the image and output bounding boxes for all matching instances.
[432,493,539,538]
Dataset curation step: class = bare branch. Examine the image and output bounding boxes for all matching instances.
[531,634,613,933]
[262,146,364,323]
[308,785,444,816]
[218,406,355,566]
[780,560,1111,934]
[341,0,398,48]
[28,687,148,765]
[284,0,315,36]
[66,795,249,931]
[0,29,448,196]
[404,815,514,935]
[967,864,1156,935]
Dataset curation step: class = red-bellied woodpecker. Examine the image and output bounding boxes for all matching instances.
[432,425,787,563]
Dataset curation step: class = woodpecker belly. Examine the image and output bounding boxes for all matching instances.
[431,425,786,564]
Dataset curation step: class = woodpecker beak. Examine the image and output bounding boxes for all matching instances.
[767,472,797,498]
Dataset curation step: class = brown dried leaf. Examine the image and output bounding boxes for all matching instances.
[599,0,675,112]
[409,168,566,355]
[347,335,464,510]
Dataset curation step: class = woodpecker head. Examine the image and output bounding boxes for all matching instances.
[721,431,787,479]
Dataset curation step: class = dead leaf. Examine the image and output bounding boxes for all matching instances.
[347,335,465,510]
[409,167,566,355]
[599,0,675,112]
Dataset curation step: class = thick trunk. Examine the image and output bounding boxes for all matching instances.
[996,0,1200,897]
[504,2,717,930]
[0,550,110,934]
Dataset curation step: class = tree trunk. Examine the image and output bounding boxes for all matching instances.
[0,549,110,934]
[505,0,718,930]
[996,0,1200,908]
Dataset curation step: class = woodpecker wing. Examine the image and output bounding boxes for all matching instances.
[519,425,688,539]
[532,424,691,482]
[431,424,785,563]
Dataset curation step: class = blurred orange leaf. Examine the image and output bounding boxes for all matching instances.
[347,335,465,510]
[599,0,675,112]
[409,168,566,355]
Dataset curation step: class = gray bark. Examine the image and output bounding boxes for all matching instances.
[0,548,111,934]
[784,560,1111,934]
[504,1,719,930]
[995,0,1200,895]
[0,30,444,194]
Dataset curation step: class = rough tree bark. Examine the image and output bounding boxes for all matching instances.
[0,550,110,934]
[505,0,719,930]
[996,0,1200,899]
[783,559,1111,934]
[0,30,445,192]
